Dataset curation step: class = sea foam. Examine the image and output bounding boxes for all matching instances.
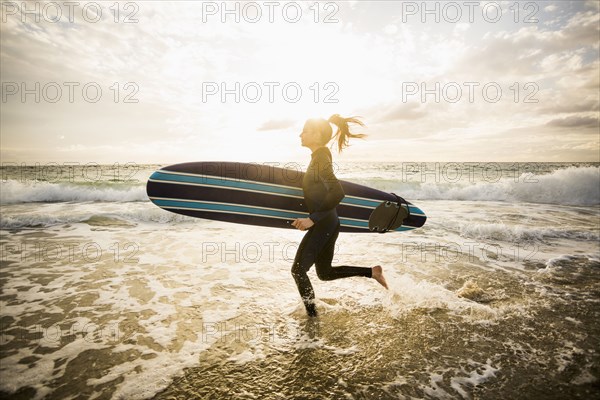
[397,166,600,206]
[0,180,148,204]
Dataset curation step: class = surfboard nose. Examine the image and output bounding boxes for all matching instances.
[146,170,163,202]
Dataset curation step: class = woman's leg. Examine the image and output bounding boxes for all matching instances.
[291,228,318,316]
[314,219,373,281]
[290,215,339,317]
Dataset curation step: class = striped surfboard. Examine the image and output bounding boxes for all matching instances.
[146,162,427,233]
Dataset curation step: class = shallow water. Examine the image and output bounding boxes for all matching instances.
[1,163,599,399]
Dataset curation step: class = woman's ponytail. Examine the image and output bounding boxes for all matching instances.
[328,114,367,153]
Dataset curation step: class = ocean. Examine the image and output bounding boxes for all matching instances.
[1,162,599,399]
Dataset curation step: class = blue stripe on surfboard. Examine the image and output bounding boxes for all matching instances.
[151,171,425,216]
[150,198,414,232]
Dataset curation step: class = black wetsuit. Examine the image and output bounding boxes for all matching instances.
[291,146,372,317]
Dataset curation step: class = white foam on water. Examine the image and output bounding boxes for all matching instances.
[382,274,497,320]
[423,372,453,399]
[399,166,600,206]
[0,180,148,204]
[329,344,360,355]
[0,332,111,400]
[389,359,501,400]
[544,254,581,269]
[449,359,500,399]
[109,340,214,400]
[555,340,586,373]
[571,364,598,385]
[0,202,197,229]
[536,252,600,274]
[446,220,599,242]
[565,317,582,325]
[227,348,267,364]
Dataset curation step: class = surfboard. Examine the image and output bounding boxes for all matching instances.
[146,162,427,233]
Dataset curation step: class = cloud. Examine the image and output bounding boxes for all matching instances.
[537,60,600,114]
[377,102,428,122]
[546,115,599,128]
[257,119,296,131]
[1,1,598,162]
[539,98,600,114]
[585,0,600,11]
[449,10,599,81]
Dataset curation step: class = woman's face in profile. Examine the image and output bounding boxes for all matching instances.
[299,120,321,148]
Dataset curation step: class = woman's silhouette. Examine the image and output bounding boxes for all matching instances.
[291,114,388,317]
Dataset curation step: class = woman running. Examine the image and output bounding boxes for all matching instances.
[291,114,388,317]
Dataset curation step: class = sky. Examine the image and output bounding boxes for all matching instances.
[0,0,599,163]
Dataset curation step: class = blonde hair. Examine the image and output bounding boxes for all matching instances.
[306,114,367,153]
[327,114,367,153]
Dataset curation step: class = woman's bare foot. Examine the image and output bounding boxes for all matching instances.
[371,265,388,289]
